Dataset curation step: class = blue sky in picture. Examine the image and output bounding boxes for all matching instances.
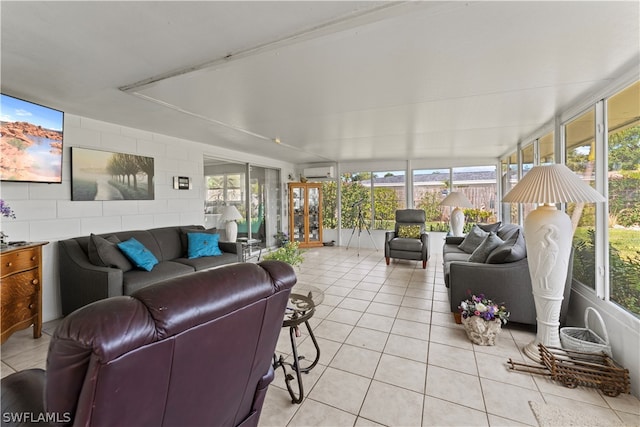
[0,94,63,132]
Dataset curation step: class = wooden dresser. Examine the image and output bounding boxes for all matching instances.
[1,242,48,344]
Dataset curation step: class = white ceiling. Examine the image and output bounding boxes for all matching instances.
[2,1,639,166]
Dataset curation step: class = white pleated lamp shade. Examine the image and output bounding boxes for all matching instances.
[503,164,605,204]
[440,191,473,208]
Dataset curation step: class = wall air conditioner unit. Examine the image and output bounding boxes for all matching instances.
[303,166,335,180]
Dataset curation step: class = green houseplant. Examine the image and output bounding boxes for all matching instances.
[263,240,305,267]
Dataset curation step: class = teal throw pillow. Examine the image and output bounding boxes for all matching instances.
[117,237,159,271]
[188,232,222,259]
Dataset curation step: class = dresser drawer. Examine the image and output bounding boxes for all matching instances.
[1,270,39,327]
[1,247,39,277]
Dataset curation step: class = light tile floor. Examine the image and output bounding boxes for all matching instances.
[2,243,639,427]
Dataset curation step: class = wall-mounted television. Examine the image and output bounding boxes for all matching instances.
[1,94,64,183]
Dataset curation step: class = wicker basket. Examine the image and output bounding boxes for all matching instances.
[560,307,611,356]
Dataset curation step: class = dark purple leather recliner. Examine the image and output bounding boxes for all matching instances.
[1,261,296,427]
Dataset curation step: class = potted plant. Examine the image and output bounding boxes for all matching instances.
[263,240,305,267]
[458,293,509,346]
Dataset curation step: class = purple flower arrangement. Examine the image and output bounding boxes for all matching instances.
[0,199,16,219]
[459,293,510,325]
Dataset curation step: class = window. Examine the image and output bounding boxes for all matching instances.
[452,166,497,229]
[502,152,519,224]
[204,159,280,246]
[564,108,597,289]
[413,168,449,231]
[340,172,371,230]
[607,81,640,316]
[372,170,405,230]
[539,132,555,165]
[521,143,537,219]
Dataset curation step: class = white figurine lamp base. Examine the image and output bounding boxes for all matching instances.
[225,221,238,243]
[450,207,465,237]
[522,204,572,361]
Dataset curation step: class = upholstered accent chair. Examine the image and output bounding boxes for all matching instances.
[385,209,430,269]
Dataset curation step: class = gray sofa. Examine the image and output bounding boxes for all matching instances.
[58,225,242,316]
[443,223,572,325]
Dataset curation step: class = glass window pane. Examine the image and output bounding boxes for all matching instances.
[372,170,405,230]
[607,80,640,316]
[413,168,449,232]
[565,108,597,289]
[539,132,555,165]
[340,172,371,230]
[521,143,537,219]
[452,166,498,231]
[503,152,519,224]
[321,181,337,230]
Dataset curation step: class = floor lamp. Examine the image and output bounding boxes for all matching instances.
[502,164,605,360]
[440,191,473,237]
[220,205,243,242]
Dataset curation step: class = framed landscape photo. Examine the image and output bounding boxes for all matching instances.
[71,147,154,201]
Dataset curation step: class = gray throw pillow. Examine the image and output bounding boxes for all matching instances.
[486,229,527,263]
[477,222,501,233]
[457,225,489,254]
[469,232,504,263]
[88,234,133,271]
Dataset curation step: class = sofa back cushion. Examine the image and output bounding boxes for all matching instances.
[486,228,527,263]
[88,234,133,272]
[457,225,489,254]
[468,232,504,263]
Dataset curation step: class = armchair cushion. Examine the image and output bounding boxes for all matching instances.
[457,225,489,254]
[389,237,424,252]
[468,232,504,263]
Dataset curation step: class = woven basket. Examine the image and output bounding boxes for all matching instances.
[560,307,611,356]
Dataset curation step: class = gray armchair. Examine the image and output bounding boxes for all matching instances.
[385,209,429,269]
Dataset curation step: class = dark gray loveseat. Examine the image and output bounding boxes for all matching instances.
[58,225,242,315]
[443,223,572,325]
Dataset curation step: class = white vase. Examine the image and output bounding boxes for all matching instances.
[461,316,502,346]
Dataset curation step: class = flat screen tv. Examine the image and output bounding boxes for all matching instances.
[1,94,64,183]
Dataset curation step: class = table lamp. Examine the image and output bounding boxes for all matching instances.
[502,164,605,360]
[440,191,473,237]
[220,205,243,242]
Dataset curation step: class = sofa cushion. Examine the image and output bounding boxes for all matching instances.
[397,225,422,239]
[468,232,504,263]
[497,223,520,241]
[187,232,223,259]
[121,261,196,296]
[478,222,501,233]
[174,252,239,271]
[457,225,489,254]
[118,238,160,271]
[149,226,184,261]
[486,229,527,263]
[88,234,133,272]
